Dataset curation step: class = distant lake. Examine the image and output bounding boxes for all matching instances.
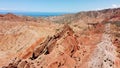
[0,12,72,17]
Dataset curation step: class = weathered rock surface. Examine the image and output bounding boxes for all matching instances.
[1,23,104,68]
[46,8,120,24]
[1,8,120,68]
[0,13,59,67]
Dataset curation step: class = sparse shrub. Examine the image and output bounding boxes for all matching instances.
[111,21,120,27]
[73,24,78,27]
[115,33,120,37]
[56,28,60,31]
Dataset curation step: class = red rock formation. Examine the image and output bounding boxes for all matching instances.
[0,13,24,21]
[2,23,104,68]
[1,8,120,68]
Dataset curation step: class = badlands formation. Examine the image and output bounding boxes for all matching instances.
[0,8,120,68]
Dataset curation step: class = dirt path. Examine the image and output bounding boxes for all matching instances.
[88,23,116,68]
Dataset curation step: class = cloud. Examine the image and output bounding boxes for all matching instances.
[96,8,103,10]
[0,8,16,11]
[95,4,120,11]
[112,4,120,8]
[0,8,19,11]
[0,8,9,10]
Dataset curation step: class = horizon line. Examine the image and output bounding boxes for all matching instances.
[0,7,119,13]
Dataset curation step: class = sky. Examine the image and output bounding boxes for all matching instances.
[0,0,120,12]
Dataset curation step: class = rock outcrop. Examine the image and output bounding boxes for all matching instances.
[2,23,104,68]
[30,24,74,59]
[1,8,120,68]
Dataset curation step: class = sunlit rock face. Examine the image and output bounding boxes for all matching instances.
[1,8,120,68]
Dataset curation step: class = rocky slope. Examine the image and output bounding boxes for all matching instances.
[0,13,61,67]
[2,23,103,68]
[46,8,120,24]
[0,8,120,68]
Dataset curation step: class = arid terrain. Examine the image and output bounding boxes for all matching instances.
[0,8,120,68]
